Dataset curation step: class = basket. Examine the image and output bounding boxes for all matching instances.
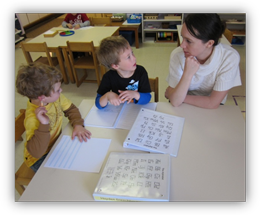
[111,16,124,22]
[127,14,142,23]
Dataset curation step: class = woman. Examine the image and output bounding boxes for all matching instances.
[165,14,241,109]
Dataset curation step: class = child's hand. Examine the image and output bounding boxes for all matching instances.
[66,23,73,29]
[107,92,123,106]
[74,24,80,29]
[118,90,140,104]
[72,125,92,142]
[35,106,49,125]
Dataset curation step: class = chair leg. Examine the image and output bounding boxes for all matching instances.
[77,69,88,87]
[71,67,78,86]
[72,68,84,87]
[15,181,25,195]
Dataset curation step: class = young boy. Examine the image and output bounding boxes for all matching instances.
[16,63,92,172]
[62,13,90,29]
[95,36,151,109]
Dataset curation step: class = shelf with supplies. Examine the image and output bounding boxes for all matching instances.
[155,32,178,43]
[15,14,25,44]
[218,13,246,45]
[142,13,183,43]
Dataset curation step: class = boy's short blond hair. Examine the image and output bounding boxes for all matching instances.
[97,35,130,69]
[16,63,62,99]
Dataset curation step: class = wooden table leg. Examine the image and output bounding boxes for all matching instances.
[134,28,139,48]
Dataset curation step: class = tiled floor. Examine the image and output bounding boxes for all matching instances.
[14,18,246,201]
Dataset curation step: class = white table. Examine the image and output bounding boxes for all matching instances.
[27,26,119,84]
[19,100,245,201]
[177,25,231,46]
[28,26,119,49]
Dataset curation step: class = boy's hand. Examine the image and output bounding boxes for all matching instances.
[66,23,73,29]
[74,24,80,29]
[72,125,92,142]
[107,92,123,106]
[35,106,49,125]
[118,90,139,103]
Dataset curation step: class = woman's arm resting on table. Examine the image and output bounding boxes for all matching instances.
[184,90,229,109]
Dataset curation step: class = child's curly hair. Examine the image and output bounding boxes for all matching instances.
[16,63,62,99]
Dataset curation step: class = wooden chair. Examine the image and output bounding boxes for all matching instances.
[224,28,233,44]
[15,109,35,196]
[66,41,100,87]
[20,42,59,66]
[90,17,112,26]
[149,77,159,102]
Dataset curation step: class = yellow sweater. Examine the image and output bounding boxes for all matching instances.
[24,93,82,167]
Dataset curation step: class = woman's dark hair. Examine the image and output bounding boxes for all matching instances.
[184,13,226,46]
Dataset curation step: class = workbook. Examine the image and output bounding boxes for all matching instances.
[123,108,185,157]
[84,102,157,129]
[93,152,171,201]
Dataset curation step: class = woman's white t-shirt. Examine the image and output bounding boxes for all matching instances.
[166,43,242,103]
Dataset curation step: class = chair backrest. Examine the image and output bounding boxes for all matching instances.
[20,42,54,66]
[15,109,26,142]
[223,28,233,44]
[90,17,111,26]
[149,77,159,102]
[66,41,98,65]
[66,41,95,53]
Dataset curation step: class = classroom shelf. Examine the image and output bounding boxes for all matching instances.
[142,13,183,43]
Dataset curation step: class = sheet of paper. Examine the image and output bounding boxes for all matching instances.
[84,103,125,128]
[116,102,157,130]
[124,108,185,156]
[84,102,157,130]
[78,26,94,30]
[44,135,111,173]
[44,30,55,34]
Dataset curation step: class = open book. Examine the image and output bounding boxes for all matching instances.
[123,108,185,157]
[84,102,157,130]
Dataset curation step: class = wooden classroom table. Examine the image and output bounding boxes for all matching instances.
[19,99,245,201]
[27,26,119,84]
[111,20,141,49]
[177,25,231,46]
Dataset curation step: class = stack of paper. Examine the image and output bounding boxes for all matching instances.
[93,152,171,201]
[123,108,185,157]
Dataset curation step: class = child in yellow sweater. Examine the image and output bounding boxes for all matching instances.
[16,63,91,172]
